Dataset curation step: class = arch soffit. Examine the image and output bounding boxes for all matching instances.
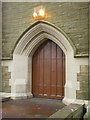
[13,20,76,56]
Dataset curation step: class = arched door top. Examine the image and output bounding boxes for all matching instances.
[13,20,75,56]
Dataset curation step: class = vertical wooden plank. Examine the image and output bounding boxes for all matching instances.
[50,41,57,97]
[62,53,65,97]
[56,46,63,98]
[38,44,44,97]
[32,50,39,97]
[43,40,51,97]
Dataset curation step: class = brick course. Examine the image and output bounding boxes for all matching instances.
[76,65,89,100]
[2,66,11,93]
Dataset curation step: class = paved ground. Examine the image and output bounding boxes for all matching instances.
[2,98,66,118]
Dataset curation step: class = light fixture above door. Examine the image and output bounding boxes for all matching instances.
[33,6,45,20]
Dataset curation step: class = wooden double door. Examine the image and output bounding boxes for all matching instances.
[32,40,65,99]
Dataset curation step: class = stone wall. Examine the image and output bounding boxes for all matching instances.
[1,2,89,101]
[2,2,89,59]
[0,1,2,92]
[76,65,89,100]
[2,66,11,93]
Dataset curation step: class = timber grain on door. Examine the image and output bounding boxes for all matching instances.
[32,40,65,99]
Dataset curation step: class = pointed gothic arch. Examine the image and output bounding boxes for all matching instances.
[11,21,80,104]
[13,20,76,55]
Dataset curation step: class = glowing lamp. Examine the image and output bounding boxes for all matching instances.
[33,6,45,20]
[39,9,45,16]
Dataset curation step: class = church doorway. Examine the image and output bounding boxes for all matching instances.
[32,39,65,99]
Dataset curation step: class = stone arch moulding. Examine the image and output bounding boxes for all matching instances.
[11,20,80,104]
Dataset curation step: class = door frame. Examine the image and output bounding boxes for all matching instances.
[11,21,81,105]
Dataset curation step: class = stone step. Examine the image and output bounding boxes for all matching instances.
[1,96,10,102]
[0,92,11,102]
[49,104,86,119]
